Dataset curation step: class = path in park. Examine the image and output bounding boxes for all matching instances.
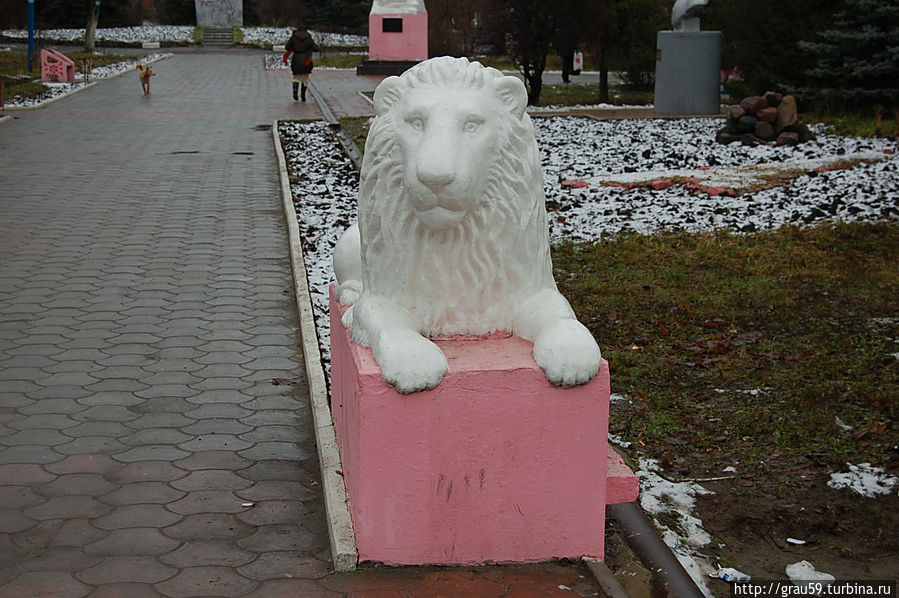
[0,50,603,596]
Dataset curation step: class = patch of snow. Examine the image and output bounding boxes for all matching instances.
[785,560,835,593]
[637,458,716,597]
[827,462,898,497]
[1,25,366,49]
[608,434,632,448]
[1,26,194,43]
[722,466,737,473]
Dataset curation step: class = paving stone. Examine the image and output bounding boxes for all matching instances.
[244,579,342,598]
[0,486,46,509]
[168,490,248,515]
[112,445,191,463]
[158,540,256,568]
[237,525,322,552]
[174,451,253,472]
[170,470,254,492]
[84,527,180,556]
[2,428,71,446]
[48,519,108,547]
[240,551,332,582]
[239,442,311,462]
[0,508,38,533]
[106,461,188,484]
[182,419,253,436]
[24,496,111,520]
[55,436,129,456]
[75,392,144,407]
[236,480,320,503]
[236,500,310,526]
[26,385,94,400]
[239,411,302,428]
[0,444,66,464]
[93,504,182,530]
[237,460,308,482]
[120,428,194,446]
[62,421,133,438]
[154,566,258,598]
[0,571,92,598]
[45,453,122,475]
[35,474,118,497]
[162,513,255,541]
[100,481,185,506]
[0,463,57,485]
[84,582,162,598]
[124,413,196,430]
[178,434,253,452]
[76,556,176,585]
[184,389,253,405]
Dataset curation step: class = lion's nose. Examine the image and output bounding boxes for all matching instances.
[417,158,455,193]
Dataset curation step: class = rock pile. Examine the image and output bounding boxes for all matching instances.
[716,92,816,146]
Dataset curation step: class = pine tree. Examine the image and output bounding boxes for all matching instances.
[800,0,899,108]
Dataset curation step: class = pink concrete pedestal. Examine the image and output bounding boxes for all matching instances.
[329,285,636,565]
[368,11,428,61]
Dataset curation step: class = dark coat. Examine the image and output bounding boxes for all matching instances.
[286,29,319,75]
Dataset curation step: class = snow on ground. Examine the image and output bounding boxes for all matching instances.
[0,25,366,49]
[278,117,899,374]
[1,52,170,108]
[637,458,716,597]
[827,463,899,497]
[1,25,195,44]
[240,27,366,49]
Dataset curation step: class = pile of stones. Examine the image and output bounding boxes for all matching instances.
[716,92,816,146]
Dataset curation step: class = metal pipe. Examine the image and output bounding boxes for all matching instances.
[607,502,706,598]
[27,0,35,72]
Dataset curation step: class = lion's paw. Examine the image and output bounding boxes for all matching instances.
[374,329,448,394]
[533,320,601,387]
[336,280,362,306]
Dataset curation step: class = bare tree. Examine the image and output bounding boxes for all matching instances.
[85,0,102,52]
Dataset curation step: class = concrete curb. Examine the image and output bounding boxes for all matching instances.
[272,119,358,572]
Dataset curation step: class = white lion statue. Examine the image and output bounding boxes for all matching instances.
[333,56,601,394]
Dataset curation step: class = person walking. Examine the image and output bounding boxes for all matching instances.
[283,24,319,102]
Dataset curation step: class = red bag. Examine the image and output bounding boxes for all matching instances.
[282,52,290,65]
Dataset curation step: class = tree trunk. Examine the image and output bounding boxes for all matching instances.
[85,0,101,53]
[598,47,609,103]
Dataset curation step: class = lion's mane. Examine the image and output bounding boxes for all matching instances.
[357,57,557,337]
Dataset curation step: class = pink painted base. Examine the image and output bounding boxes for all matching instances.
[330,285,636,565]
[368,11,428,61]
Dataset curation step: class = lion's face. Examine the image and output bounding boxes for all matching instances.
[387,88,501,230]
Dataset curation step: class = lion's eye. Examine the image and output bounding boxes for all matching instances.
[463,119,483,134]
[407,117,425,131]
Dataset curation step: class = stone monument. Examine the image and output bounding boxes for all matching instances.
[329,57,637,566]
[654,0,721,115]
[357,0,428,75]
[194,0,242,28]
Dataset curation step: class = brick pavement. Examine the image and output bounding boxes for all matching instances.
[0,53,604,597]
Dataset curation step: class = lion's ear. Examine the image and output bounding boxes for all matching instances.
[493,76,528,118]
[373,76,404,116]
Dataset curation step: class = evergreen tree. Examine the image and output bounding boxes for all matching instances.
[800,0,899,109]
[703,0,841,98]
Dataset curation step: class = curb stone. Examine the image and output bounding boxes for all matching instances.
[272,118,358,572]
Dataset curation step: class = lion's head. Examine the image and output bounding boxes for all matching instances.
[354,57,556,336]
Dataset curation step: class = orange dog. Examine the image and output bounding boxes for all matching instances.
[136,63,155,95]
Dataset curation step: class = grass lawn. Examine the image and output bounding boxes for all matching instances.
[552,222,898,478]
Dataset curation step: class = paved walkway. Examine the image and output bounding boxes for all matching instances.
[0,52,603,596]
